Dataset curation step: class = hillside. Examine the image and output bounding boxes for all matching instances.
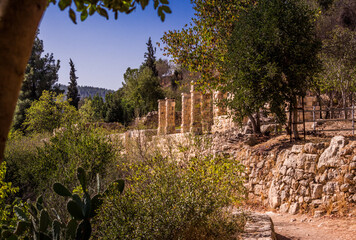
[58,84,114,99]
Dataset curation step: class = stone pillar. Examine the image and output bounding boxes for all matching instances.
[165,98,176,134]
[202,93,213,133]
[157,99,166,135]
[213,91,227,117]
[181,93,191,133]
[190,84,202,134]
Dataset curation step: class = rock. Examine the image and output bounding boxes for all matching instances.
[280,191,289,202]
[254,184,263,195]
[261,124,277,134]
[283,153,299,168]
[311,184,323,199]
[314,210,325,218]
[279,166,287,176]
[350,162,356,170]
[349,185,356,194]
[344,173,354,183]
[340,183,350,192]
[289,203,299,215]
[244,134,258,146]
[323,182,337,195]
[295,169,304,180]
[279,203,289,213]
[268,180,281,208]
[317,136,348,171]
[291,145,304,154]
[319,171,328,183]
[304,143,318,154]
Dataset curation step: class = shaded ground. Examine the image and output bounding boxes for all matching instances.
[265,212,356,240]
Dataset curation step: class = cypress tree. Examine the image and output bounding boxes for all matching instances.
[67,59,80,109]
[143,37,158,77]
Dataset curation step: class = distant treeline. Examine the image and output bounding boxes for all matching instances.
[58,84,114,99]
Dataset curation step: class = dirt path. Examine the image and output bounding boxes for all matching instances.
[264,212,356,240]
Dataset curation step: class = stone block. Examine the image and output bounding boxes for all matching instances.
[288,203,299,215]
[317,136,348,171]
[311,184,323,199]
[291,145,304,154]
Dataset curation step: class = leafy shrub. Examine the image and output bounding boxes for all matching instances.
[23,90,79,133]
[96,137,246,239]
[4,133,49,199]
[5,124,117,212]
[0,162,19,230]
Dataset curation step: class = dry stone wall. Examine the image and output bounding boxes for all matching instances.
[239,135,356,215]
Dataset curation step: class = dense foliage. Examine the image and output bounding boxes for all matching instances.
[96,135,246,239]
[13,32,61,131]
[23,91,78,133]
[225,0,321,137]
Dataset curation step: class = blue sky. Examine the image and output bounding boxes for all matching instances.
[38,1,195,90]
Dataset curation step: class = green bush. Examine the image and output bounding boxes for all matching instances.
[5,124,117,206]
[96,140,246,239]
[4,132,49,199]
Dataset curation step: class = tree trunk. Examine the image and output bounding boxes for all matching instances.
[292,107,300,140]
[0,0,47,162]
[248,113,261,134]
[342,90,347,119]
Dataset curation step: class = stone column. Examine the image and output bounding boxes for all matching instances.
[213,91,227,117]
[165,98,176,134]
[202,93,213,133]
[190,84,202,134]
[157,99,166,135]
[181,93,191,133]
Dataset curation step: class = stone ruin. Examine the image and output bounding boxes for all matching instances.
[157,83,227,135]
[158,83,320,136]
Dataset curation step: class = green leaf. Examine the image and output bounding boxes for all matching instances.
[160,0,169,4]
[89,194,103,218]
[69,8,77,24]
[14,221,30,235]
[83,192,91,218]
[39,209,51,232]
[66,219,78,239]
[72,194,83,208]
[67,200,84,220]
[97,7,109,20]
[58,0,72,10]
[89,5,96,16]
[52,220,61,240]
[53,183,72,197]
[161,5,171,14]
[14,207,29,222]
[104,179,125,195]
[154,0,159,9]
[77,167,87,192]
[81,10,88,21]
[75,219,91,240]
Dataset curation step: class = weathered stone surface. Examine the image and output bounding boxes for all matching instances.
[291,145,304,154]
[261,124,277,134]
[241,212,277,240]
[317,136,348,171]
[344,173,354,183]
[279,203,289,213]
[311,184,323,199]
[323,182,337,195]
[288,203,299,215]
[340,183,350,192]
[268,180,281,208]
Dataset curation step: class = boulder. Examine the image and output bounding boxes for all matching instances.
[317,136,348,171]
